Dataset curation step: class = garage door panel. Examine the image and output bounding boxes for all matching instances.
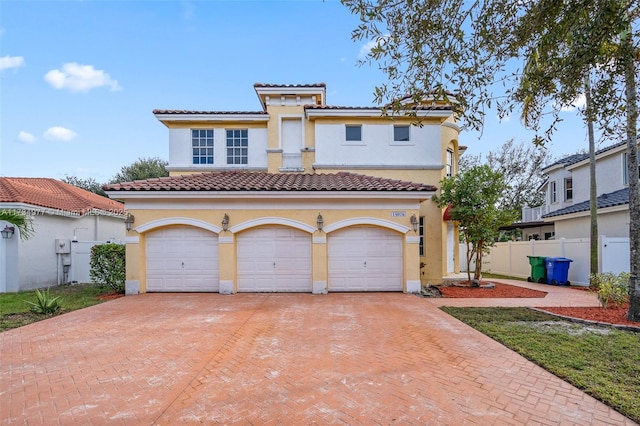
[237,226,312,292]
[146,226,219,292]
[328,226,402,292]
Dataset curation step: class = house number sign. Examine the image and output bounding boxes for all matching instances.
[391,211,406,217]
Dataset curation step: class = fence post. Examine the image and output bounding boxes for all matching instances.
[560,238,565,257]
[598,235,604,274]
[508,240,512,276]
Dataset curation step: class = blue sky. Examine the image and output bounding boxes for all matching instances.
[1,0,597,182]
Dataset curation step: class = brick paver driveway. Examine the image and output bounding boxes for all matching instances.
[1,289,635,425]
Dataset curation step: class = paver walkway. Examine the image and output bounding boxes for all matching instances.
[0,281,635,425]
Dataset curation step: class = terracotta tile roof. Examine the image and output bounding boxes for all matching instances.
[103,171,437,192]
[304,104,452,111]
[153,110,267,115]
[0,178,125,216]
[253,83,326,88]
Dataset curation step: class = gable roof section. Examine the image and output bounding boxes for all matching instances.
[542,141,627,172]
[0,177,125,216]
[103,171,437,192]
[542,187,629,218]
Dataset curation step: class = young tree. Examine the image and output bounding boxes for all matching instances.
[432,165,517,283]
[0,210,33,240]
[460,139,551,218]
[109,157,169,184]
[61,175,107,197]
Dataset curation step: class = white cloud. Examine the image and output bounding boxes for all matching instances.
[358,34,389,59]
[18,131,36,144]
[0,55,25,71]
[560,93,587,112]
[43,126,77,142]
[44,62,122,93]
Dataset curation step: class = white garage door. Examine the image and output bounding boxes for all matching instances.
[328,226,403,292]
[237,226,312,292]
[146,226,219,292]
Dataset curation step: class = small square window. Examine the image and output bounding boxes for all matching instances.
[345,125,362,141]
[394,125,410,142]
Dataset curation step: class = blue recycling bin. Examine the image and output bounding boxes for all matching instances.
[545,257,573,285]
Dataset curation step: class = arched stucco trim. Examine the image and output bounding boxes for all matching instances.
[135,217,222,234]
[230,217,316,234]
[323,217,410,234]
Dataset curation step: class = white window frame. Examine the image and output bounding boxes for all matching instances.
[446,149,454,177]
[549,180,558,204]
[345,124,362,142]
[192,129,214,165]
[564,178,573,201]
[392,124,411,144]
[226,129,248,165]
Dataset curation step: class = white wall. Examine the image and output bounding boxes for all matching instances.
[554,209,629,239]
[4,214,125,292]
[168,128,268,169]
[314,123,442,167]
[571,151,626,202]
[460,236,630,286]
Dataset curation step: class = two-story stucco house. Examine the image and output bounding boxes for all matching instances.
[518,141,638,240]
[104,83,461,295]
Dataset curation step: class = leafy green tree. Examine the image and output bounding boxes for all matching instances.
[343,0,640,320]
[61,175,107,197]
[109,157,168,184]
[0,210,33,240]
[432,165,517,282]
[460,139,551,218]
[90,243,126,293]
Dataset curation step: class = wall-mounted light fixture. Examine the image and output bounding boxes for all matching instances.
[124,214,135,231]
[316,213,324,232]
[1,225,15,239]
[222,214,230,231]
[410,214,419,233]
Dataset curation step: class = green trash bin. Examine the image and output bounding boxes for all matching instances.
[527,256,548,283]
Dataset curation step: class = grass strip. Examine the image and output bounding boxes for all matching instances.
[440,306,640,424]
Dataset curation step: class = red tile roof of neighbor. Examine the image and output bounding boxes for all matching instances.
[253,83,326,88]
[304,105,453,111]
[153,110,268,115]
[103,171,437,192]
[0,178,125,216]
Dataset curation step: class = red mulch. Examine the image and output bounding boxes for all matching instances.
[440,282,548,298]
[539,303,640,327]
[98,293,125,301]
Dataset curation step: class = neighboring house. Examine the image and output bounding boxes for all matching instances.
[104,83,461,295]
[517,141,638,240]
[0,178,126,292]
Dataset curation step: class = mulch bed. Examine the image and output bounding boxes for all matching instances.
[439,282,548,298]
[98,293,125,301]
[539,303,640,327]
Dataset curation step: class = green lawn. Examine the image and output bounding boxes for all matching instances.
[0,284,116,332]
[441,307,640,423]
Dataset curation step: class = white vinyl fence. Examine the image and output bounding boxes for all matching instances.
[459,237,630,286]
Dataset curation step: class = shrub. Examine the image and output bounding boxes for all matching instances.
[25,288,63,315]
[589,272,630,309]
[90,243,126,293]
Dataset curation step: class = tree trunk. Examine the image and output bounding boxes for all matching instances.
[473,242,483,282]
[466,239,472,282]
[622,27,640,322]
[585,76,599,280]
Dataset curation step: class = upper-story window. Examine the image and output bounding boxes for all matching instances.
[345,125,362,142]
[192,129,214,164]
[549,180,558,204]
[226,129,248,165]
[393,125,410,142]
[564,178,573,201]
[446,149,454,177]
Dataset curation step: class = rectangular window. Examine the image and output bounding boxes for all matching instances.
[192,129,214,165]
[550,181,557,204]
[446,149,454,177]
[393,125,410,142]
[564,178,573,201]
[623,152,640,185]
[345,125,362,141]
[226,129,248,165]
[419,216,425,257]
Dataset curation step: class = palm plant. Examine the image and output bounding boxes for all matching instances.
[0,210,34,240]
